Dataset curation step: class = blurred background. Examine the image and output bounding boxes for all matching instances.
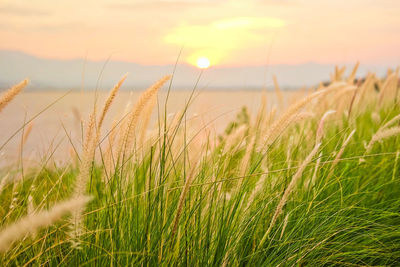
[0,0,399,90]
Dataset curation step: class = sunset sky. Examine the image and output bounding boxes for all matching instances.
[0,0,399,68]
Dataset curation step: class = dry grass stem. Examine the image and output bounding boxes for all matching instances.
[327,130,356,179]
[259,143,321,245]
[171,161,199,240]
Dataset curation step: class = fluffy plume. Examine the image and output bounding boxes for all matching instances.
[355,74,375,109]
[0,174,9,196]
[0,196,92,253]
[19,122,34,153]
[272,75,284,110]
[0,79,29,113]
[304,152,323,189]
[332,86,357,103]
[69,104,99,248]
[260,83,346,152]
[331,66,346,82]
[366,126,400,153]
[364,113,400,154]
[371,112,381,124]
[240,135,256,177]
[316,110,336,143]
[138,94,157,148]
[347,62,360,84]
[27,195,35,216]
[379,72,398,105]
[381,113,400,130]
[290,111,315,125]
[75,111,97,197]
[255,92,267,127]
[120,75,171,157]
[258,106,277,140]
[98,74,127,130]
[223,124,248,154]
[103,119,119,178]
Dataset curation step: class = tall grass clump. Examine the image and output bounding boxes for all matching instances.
[1,64,400,266]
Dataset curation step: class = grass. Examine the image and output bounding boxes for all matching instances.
[0,65,400,266]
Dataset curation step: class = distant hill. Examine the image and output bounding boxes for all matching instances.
[0,50,392,91]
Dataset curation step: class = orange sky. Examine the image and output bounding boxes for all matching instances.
[0,0,399,67]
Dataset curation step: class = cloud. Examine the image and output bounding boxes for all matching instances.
[164,17,285,65]
[108,0,223,10]
[0,5,49,16]
[214,17,285,29]
[255,0,297,5]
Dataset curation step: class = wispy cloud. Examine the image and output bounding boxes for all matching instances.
[0,5,49,16]
[108,0,223,10]
[255,0,298,5]
[164,17,285,65]
[0,0,399,66]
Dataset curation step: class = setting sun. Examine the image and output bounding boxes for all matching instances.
[196,57,211,69]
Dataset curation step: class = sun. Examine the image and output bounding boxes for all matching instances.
[196,57,210,69]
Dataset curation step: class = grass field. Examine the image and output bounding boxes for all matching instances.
[0,65,400,266]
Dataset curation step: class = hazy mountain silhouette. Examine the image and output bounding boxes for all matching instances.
[0,50,391,90]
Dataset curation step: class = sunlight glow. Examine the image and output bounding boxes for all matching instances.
[196,57,210,69]
[164,16,285,66]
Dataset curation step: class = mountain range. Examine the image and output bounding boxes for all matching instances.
[0,50,393,91]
